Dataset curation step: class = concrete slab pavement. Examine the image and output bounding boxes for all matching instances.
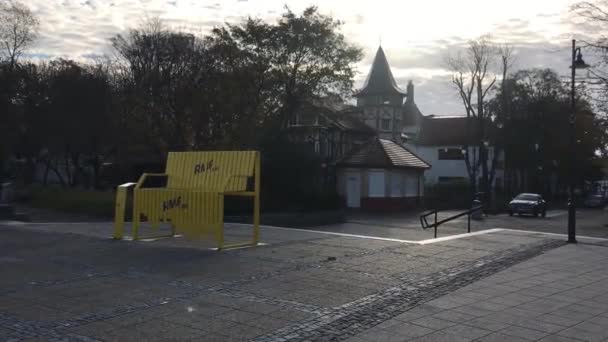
[347,242,608,342]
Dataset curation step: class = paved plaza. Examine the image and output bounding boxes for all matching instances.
[1,212,608,341]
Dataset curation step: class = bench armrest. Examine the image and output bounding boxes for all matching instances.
[135,173,168,189]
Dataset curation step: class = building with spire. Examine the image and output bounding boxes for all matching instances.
[353,46,407,141]
[286,46,504,209]
[330,47,431,209]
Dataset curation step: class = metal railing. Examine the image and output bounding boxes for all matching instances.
[420,206,484,238]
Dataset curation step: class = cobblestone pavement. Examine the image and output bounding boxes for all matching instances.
[0,221,605,341]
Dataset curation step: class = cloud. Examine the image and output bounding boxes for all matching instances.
[537,12,559,18]
[16,0,589,114]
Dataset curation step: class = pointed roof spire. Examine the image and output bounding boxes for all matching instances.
[406,80,415,103]
[355,46,406,98]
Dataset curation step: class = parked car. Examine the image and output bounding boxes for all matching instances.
[508,193,547,217]
[583,194,605,208]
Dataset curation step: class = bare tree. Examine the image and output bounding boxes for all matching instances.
[572,0,608,44]
[110,18,203,154]
[445,36,514,201]
[490,44,515,187]
[571,1,608,108]
[0,1,39,68]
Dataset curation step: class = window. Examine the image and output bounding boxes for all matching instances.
[287,113,299,126]
[514,194,540,201]
[299,113,316,125]
[381,119,391,131]
[390,171,403,197]
[368,171,385,197]
[438,148,464,160]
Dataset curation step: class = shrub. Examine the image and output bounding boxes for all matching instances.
[17,185,116,218]
[424,181,473,210]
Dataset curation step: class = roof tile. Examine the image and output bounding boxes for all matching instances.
[337,138,430,169]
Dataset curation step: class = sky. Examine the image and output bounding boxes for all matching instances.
[20,0,597,115]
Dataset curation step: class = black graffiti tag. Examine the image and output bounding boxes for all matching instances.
[162,196,182,211]
[194,160,219,174]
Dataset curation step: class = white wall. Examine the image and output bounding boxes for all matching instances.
[337,167,423,199]
[407,144,504,186]
[388,169,420,197]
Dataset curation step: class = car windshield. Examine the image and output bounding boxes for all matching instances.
[514,194,539,201]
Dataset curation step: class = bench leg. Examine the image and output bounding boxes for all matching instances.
[113,183,136,240]
[113,187,128,240]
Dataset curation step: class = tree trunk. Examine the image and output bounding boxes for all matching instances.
[64,150,72,187]
[48,159,67,187]
[43,160,50,185]
[92,154,101,189]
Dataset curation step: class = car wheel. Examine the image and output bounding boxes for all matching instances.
[508,211,513,216]
[533,209,538,217]
[542,210,546,218]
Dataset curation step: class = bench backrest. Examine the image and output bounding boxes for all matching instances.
[165,151,257,192]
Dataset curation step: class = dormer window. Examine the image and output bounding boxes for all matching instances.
[381,119,391,131]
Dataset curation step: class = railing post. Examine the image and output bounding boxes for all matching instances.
[467,210,471,233]
[434,211,438,238]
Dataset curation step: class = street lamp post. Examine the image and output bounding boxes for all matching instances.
[568,39,589,244]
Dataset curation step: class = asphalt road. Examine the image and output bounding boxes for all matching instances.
[307,208,608,241]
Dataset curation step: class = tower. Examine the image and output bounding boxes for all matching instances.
[402,80,423,140]
[354,46,406,141]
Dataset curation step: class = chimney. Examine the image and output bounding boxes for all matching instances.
[406,80,414,103]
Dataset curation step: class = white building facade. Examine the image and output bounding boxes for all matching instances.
[350,46,504,189]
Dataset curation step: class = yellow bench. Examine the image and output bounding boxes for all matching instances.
[113,151,260,250]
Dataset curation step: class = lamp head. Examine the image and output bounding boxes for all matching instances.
[574,50,590,69]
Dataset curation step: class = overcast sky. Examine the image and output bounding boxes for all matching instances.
[20,0,597,115]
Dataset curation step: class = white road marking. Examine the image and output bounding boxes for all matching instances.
[417,229,505,244]
[230,223,421,244]
[497,228,608,241]
[0,220,28,225]
[544,211,567,218]
[234,224,514,244]
[4,221,608,245]
[208,242,269,251]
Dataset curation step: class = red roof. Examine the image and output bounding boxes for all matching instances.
[337,138,430,169]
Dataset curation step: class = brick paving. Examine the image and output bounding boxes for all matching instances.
[0,221,607,341]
